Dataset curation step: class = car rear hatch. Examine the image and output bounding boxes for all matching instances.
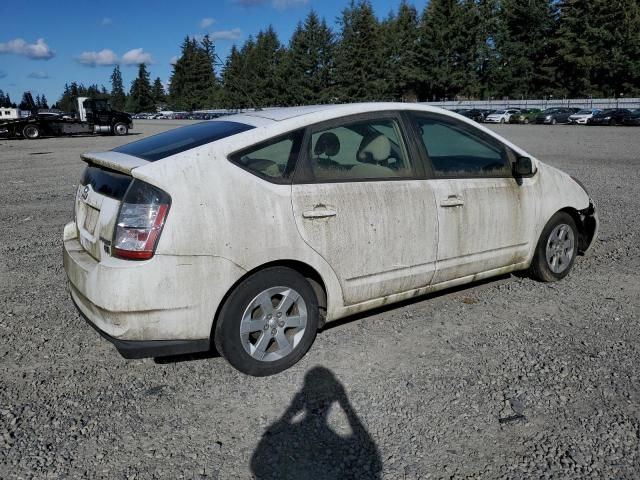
[74,152,149,261]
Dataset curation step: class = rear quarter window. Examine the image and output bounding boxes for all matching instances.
[113,121,254,161]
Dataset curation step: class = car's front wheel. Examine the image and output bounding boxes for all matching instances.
[215,267,319,376]
[529,212,578,282]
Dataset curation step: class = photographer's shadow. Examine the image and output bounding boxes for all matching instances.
[250,366,382,480]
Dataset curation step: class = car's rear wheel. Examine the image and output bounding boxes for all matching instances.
[22,124,40,139]
[215,267,319,376]
[529,212,578,282]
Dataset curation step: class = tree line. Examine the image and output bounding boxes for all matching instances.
[48,0,640,112]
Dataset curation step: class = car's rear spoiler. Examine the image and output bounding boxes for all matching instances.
[81,151,149,175]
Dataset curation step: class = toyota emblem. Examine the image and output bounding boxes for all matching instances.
[81,185,90,200]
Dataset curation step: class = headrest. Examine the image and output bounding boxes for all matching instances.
[314,132,340,157]
[357,134,391,163]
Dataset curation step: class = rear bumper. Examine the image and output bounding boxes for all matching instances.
[74,294,209,358]
[63,221,246,348]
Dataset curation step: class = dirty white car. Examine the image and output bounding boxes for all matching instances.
[63,103,598,376]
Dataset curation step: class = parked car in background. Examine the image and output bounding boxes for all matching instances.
[484,109,520,124]
[588,108,633,126]
[63,103,598,376]
[535,108,580,125]
[457,109,485,122]
[568,109,601,125]
[509,109,541,124]
[622,109,640,126]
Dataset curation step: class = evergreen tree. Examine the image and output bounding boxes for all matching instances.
[248,27,285,107]
[381,1,420,101]
[280,11,336,105]
[127,63,155,112]
[222,44,254,109]
[152,77,166,106]
[19,92,32,110]
[416,0,471,101]
[556,0,640,97]
[334,0,385,101]
[40,94,49,109]
[492,0,557,98]
[169,36,218,110]
[110,65,126,110]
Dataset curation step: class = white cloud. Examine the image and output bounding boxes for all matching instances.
[170,55,179,65]
[76,49,119,66]
[101,17,113,26]
[0,38,54,60]
[27,71,50,79]
[200,17,215,29]
[122,48,154,65]
[209,28,242,41]
[235,0,308,8]
[272,0,308,8]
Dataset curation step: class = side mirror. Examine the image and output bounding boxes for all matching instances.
[514,156,534,176]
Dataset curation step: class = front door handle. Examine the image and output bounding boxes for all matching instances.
[440,196,465,208]
[302,207,337,219]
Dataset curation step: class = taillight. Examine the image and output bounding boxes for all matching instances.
[112,180,170,260]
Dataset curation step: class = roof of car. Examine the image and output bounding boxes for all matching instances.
[221,102,446,127]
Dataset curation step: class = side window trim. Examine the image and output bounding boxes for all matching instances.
[293,111,426,184]
[228,129,304,185]
[407,112,513,180]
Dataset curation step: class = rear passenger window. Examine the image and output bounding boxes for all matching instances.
[229,130,303,182]
[308,118,415,181]
[413,115,510,177]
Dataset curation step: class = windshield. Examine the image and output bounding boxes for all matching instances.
[113,121,254,161]
[575,109,592,114]
[492,110,507,115]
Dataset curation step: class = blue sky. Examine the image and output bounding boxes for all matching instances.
[0,0,427,107]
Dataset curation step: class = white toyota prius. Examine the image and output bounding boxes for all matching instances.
[63,103,599,376]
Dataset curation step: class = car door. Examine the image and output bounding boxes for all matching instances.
[291,113,439,306]
[408,112,537,284]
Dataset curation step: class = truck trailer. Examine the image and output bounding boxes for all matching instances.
[0,94,133,139]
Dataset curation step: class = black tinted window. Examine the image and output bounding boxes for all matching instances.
[113,121,254,161]
[80,165,132,200]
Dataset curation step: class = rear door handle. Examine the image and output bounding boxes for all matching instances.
[440,196,465,208]
[302,208,337,219]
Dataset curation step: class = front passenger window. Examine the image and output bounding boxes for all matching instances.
[414,116,510,177]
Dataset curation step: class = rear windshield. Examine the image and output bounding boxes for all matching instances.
[112,121,254,161]
[80,165,132,200]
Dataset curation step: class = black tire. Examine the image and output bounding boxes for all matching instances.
[113,122,128,136]
[529,212,578,282]
[609,119,617,126]
[551,118,557,125]
[500,118,505,124]
[524,118,530,124]
[22,124,40,139]
[214,267,319,376]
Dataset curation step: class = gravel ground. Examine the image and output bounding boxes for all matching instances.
[1,120,639,479]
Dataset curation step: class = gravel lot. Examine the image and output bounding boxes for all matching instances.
[1,120,639,479]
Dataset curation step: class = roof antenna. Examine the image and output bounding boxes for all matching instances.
[213,53,261,112]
